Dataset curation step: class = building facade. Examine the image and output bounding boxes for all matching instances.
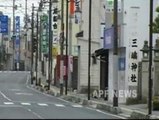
[77,0,157,104]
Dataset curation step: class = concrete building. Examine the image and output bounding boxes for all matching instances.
[77,0,159,104]
[104,0,152,103]
[76,0,106,93]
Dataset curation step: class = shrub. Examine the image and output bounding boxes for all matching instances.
[126,97,147,105]
[153,96,159,110]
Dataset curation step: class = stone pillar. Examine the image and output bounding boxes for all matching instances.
[140,40,149,101]
[153,39,159,96]
[141,57,149,100]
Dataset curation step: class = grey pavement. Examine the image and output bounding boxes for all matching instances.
[0,71,124,119]
[38,74,159,119]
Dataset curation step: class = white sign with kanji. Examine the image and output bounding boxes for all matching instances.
[127,7,140,86]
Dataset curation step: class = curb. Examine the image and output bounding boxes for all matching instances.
[31,84,159,119]
[61,95,122,115]
[130,110,150,119]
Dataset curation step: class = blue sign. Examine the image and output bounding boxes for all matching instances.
[118,57,125,71]
[103,27,114,49]
[15,16,20,63]
[0,15,8,33]
[15,16,20,33]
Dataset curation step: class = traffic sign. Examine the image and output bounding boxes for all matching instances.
[15,16,20,63]
[0,15,8,33]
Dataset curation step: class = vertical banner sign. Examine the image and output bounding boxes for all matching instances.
[52,2,58,58]
[70,0,75,16]
[15,16,20,68]
[52,2,58,44]
[0,15,8,33]
[75,0,81,24]
[128,7,140,86]
[105,0,122,13]
[103,27,114,49]
[41,14,49,54]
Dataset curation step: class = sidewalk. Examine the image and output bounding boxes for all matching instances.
[35,75,159,119]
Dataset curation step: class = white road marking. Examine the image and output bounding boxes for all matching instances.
[0,91,12,101]
[21,103,31,106]
[9,89,20,91]
[57,98,71,103]
[38,103,48,106]
[28,109,32,112]
[15,93,33,95]
[55,104,65,107]
[27,108,44,119]
[72,104,83,108]
[4,102,14,105]
[86,107,96,111]
[0,105,21,107]
[96,109,127,119]
[25,76,126,119]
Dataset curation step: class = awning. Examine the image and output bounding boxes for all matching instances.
[94,48,107,57]
[76,31,83,37]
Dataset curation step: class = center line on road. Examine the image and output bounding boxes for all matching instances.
[4,102,14,105]
[72,105,83,108]
[0,91,12,101]
[9,89,20,91]
[55,104,65,107]
[15,93,33,95]
[38,103,48,106]
[21,103,31,106]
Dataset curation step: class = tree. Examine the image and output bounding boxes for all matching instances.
[153,6,159,33]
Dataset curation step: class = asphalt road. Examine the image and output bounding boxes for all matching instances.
[0,71,125,119]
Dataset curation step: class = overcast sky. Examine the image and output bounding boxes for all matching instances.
[0,0,40,29]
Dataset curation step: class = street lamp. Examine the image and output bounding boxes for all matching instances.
[140,41,149,59]
[154,39,159,58]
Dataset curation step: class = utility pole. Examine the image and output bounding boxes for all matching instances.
[148,0,153,115]
[88,0,92,100]
[31,4,34,84]
[68,0,74,91]
[60,0,64,95]
[48,0,52,90]
[35,11,39,86]
[113,0,118,107]
[65,0,69,95]
[12,0,15,70]
[25,0,27,71]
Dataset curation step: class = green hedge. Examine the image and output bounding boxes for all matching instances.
[153,96,159,110]
[126,97,147,105]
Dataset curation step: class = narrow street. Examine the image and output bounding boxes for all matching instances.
[0,71,123,119]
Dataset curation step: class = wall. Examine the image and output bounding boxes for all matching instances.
[77,0,103,92]
[123,0,149,91]
[106,0,150,103]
